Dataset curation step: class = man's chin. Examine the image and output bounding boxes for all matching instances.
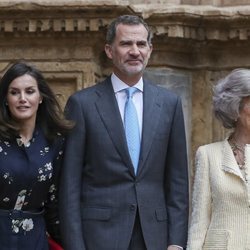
[125,67,144,76]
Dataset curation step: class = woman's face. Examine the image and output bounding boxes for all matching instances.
[237,97,250,130]
[6,74,42,125]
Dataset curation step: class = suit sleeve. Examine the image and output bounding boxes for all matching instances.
[59,94,86,250]
[165,97,189,248]
[186,146,212,250]
[45,136,65,245]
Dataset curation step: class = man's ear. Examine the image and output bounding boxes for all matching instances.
[149,44,153,57]
[104,44,113,59]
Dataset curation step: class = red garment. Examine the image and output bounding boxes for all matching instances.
[48,236,63,250]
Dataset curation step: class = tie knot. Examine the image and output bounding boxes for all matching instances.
[125,87,138,98]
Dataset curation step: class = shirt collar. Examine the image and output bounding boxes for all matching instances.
[111,73,143,93]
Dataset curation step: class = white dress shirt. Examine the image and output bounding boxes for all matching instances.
[111,73,143,139]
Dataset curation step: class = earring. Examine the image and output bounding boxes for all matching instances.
[5,102,8,106]
[39,100,42,104]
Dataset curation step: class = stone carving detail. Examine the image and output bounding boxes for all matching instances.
[0,16,250,42]
[0,3,250,42]
[0,18,111,33]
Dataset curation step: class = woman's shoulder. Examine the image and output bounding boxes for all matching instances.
[196,139,226,157]
[35,127,65,148]
[199,140,225,150]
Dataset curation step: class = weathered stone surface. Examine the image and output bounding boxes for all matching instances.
[144,68,192,156]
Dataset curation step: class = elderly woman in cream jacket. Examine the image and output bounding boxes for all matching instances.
[187,69,250,250]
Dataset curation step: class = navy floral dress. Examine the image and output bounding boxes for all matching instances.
[0,127,64,250]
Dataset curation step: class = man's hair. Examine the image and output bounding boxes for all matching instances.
[106,15,152,45]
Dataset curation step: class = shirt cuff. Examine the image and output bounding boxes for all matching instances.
[170,245,183,250]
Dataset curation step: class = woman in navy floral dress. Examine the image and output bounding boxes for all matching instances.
[0,61,73,249]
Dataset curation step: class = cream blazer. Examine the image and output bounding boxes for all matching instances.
[187,139,250,250]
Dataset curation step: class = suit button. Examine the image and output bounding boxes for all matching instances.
[130,204,136,211]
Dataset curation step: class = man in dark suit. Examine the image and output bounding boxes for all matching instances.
[59,15,189,250]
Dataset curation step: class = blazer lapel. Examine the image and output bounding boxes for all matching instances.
[94,78,135,175]
[138,80,162,175]
[244,145,250,179]
[221,139,245,181]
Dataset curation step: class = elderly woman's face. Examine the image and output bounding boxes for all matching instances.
[237,97,250,129]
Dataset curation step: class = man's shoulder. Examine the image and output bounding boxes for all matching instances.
[70,77,111,99]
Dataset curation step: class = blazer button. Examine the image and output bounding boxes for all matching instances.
[130,204,136,211]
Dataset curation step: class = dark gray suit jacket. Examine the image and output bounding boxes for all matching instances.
[59,76,189,250]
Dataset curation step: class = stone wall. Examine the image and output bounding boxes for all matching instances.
[1,0,250,181]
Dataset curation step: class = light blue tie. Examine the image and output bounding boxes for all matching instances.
[124,87,140,174]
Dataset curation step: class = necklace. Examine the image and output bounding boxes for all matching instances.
[228,135,246,170]
[228,134,249,183]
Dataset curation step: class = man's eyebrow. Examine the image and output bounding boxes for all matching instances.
[120,39,147,43]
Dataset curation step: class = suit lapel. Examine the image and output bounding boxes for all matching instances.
[94,78,135,175]
[138,80,162,175]
[245,145,250,178]
[221,139,245,181]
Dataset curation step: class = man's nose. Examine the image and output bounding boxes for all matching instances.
[129,44,140,55]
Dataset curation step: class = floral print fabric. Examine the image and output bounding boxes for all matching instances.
[0,127,64,249]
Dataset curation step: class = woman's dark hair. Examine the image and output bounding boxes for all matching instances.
[0,61,73,142]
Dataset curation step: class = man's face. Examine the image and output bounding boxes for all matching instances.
[105,23,152,85]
